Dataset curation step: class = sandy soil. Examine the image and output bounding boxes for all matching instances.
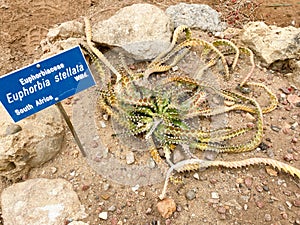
[0,0,300,224]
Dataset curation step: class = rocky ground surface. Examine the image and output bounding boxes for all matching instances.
[1,0,300,225]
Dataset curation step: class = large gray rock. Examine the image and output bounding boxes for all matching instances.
[166,3,226,32]
[241,22,300,66]
[0,105,65,181]
[92,3,173,61]
[1,178,87,225]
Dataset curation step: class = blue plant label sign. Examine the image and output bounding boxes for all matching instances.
[0,46,95,122]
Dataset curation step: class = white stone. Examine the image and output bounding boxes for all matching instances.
[132,184,140,192]
[241,22,300,66]
[126,151,135,165]
[211,192,219,199]
[98,211,108,220]
[0,105,65,181]
[99,120,106,128]
[92,4,173,61]
[1,178,87,225]
[193,173,200,180]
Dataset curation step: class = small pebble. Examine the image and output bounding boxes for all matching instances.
[214,31,224,38]
[99,211,108,220]
[283,153,294,162]
[265,166,278,176]
[262,185,269,192]
[217,206,226,214]
[211,192,219,199]
[208,198,219,204]
[103,183,110,191]
[5,123,22,135]
[176,205,182,212]
[245,113,255,121]
[0,3,9,9]
[171,65,179,72]
[103,114,109,120]
[100,121,106,128]
[70,170,76,177]
[270,196,279,201]
[204,151,217,161]
[131,184,140,192]
[266,137,272,142]
[264,213,272,222]
[193,173,200,180]
[279,93,287,102]
[50,167,57,174]
[126,152,135,165]
[291,122,298,130]
[91,140,98,148]
[277,179,286,186]
[209,178,218,184]
[148,158,156,169]
[287,94,300,105]
[165,219,172,225]
[110,217,118,225]
[266,149,275,158]
[278,204,285,211]
[224,100,235,106]
[100,193,110,200]
[281,212,288,219]
[81,185,90,191]
[246,122,255,128]
[172,149,185,163]
[258,142,269,151]
[271,125,281,132]
[129,64,136,70]
[256,185,263,192]
[279,87,291,95]
[241,195,250,202]
[145,207,152,214]
[292,137,298,143]
[286,201,292,209]
[255,200,265,209]
[244,177,253,189]
[108,205,116,212]
[295,219,300,225]
[236,177,244,184]
[282,127,291,134]
[185,190,196,200]
[156,198,176,219]
[293,199,300,207]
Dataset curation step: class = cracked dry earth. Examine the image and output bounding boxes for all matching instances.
[1,0,300,225]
